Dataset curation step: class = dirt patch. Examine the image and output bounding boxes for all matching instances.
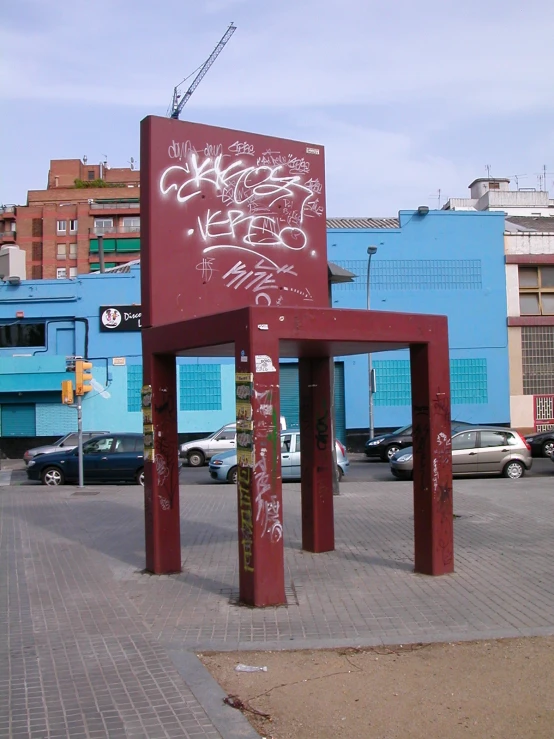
[199,637,554,738]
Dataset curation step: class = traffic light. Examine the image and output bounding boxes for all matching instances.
[61,379,74,405]
[75,359,93,396]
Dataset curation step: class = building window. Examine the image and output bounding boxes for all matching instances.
[32,265,42,279]
[372,358,488,406]
[69,219,78,233]
[94,218,114,235]
[0,323,46,348]
[488,182,500,190]
[32,243,43,261]
[32,218,43,237]
[69,243,78,258]
[69,267,78,278]
[522,326,554,394]
[122,216,140,233]
[57,244,66,260]
[519,266,554,315]
[179,364,222,410]
[88,170,95,181]
[56,268,67,279]
[127,365,143,412]
[56,220,67,234]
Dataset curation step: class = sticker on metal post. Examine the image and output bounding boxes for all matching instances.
[255,355,276,373]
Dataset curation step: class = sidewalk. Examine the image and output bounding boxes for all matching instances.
[1,477,553,738]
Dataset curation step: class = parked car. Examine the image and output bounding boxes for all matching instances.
[180,417,287,467]
[26,433,145,486]
[524,429,554,458]
[208,430,349,484]
[365,421,474,462]
[390,426,532,481]
[23,431,110,466]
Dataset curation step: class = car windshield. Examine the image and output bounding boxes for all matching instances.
[392,424,412,435]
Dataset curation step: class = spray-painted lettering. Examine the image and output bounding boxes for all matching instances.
[238,466,254,572]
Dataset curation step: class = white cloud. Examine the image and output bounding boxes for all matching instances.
[2,0,554,116]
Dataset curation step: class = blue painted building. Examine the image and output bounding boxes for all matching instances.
[0,209,509,454]
[329,210,509,438]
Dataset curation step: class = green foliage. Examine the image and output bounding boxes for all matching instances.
[74,179,126,189]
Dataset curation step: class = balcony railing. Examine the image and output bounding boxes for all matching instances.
[0,230,17,241]
[90,202,139,210]
[92,226,140,236]
[93,227,117,235]
[0,205,16,216]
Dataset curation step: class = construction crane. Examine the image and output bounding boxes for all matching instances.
[169,23,237,120]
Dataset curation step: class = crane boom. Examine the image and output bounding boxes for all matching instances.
[170,23,237,120]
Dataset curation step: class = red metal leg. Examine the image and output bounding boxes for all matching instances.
[143,352,181,574]
[299,357,335,553]
[234,331,286,606]
[410,332,454,575]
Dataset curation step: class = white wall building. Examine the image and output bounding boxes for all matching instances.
[443,177,554,217]
[445,178,554,431]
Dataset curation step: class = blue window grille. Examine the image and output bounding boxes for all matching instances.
[331,259,482,291]
[373,358,488,407]
[179,364,222,411]
[127,364,143,412]
[373,360,412,406]
[450,359,488,404]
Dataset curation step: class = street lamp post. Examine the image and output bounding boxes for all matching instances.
[367,246,378,439]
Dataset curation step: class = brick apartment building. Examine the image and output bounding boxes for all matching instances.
[0,158,141,279]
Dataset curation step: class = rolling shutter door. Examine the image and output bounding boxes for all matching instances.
[279,363,346,444]
[1,404,36,437]
[279,364,300,428]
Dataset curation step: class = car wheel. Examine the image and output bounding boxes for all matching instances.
[541,440,554,457]
[136,468,144,486]
[227,466,238,484]
[503,460,525,479]
[188,450,205,467]
[385,445,401,461]
[336,466,344,483]
[41,467,64,486]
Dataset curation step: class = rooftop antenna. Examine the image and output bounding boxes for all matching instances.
[485,164,492,178]
[83,154,88,164]
[429,189,441,208]
[169,23,237,120]
[129,157,135,171]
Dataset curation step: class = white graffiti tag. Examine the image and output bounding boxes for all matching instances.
[254,449,283,543]
[195,257,215,282]
[160,154,315,217]
[155,453,169,490]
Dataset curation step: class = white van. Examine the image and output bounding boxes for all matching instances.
[180,417,287,467]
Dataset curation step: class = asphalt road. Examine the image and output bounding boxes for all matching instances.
[10,454,552,487]
[180,454,554,486]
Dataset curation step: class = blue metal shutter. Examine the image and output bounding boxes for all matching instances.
[279,364,300,428]
[333,362,346,445]
[1,404,36,437]
[278,363,346,444]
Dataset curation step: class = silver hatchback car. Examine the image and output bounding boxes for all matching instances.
[390,426,532,480]
[209,430,349,483]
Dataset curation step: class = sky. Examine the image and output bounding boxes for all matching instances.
[2,0,554,216]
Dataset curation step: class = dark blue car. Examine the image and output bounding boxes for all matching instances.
[26,433,145,486]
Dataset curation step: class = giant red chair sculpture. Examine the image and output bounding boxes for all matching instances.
[140,116,454,607]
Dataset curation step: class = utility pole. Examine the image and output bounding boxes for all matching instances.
[367,246,378,439]
[63,357,93,489]
[76,394,84,488]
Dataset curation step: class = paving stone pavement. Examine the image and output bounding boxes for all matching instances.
[1,476,554,738]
